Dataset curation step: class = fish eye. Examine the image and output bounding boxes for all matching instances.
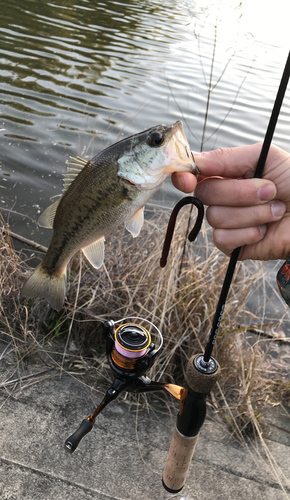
[147,131,165,148]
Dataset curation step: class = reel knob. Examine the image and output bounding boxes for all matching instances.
[64,418,93,453]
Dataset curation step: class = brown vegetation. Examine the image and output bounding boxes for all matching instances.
[1,210,289,441]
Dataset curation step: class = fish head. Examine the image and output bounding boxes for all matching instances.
[117,121,197,191]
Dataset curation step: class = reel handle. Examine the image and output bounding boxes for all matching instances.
[64,378,128,453]
[162,354,220,493]
[65,418,93,453]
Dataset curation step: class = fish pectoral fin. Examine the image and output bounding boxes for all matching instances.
[125,207,144,238]
[82,237,105,269]
[38,198,61,228]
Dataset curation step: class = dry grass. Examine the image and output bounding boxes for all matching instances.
[1,209,290,439]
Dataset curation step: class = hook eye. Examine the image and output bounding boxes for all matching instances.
[160,196,204,268]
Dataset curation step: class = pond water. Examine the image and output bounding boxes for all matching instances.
[0,0,290,323]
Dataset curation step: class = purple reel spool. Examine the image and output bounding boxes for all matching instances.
[114,323,151,359]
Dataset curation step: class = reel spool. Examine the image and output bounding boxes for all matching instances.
[103,317,162,379]
[111,323,152,371]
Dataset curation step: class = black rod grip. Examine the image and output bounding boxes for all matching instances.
[64,418,93,453]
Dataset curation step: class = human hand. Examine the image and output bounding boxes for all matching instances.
[171,143,290,261]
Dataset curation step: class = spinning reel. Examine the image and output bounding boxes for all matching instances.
[64,317,187,454]
[64,315,219,494]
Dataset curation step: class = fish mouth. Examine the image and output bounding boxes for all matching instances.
[171,120,183,134]
[169,121,197,174]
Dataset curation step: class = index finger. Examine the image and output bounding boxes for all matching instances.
[194,143,263,179]
[171,171,197,193]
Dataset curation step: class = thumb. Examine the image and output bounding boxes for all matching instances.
[193,143,263,179]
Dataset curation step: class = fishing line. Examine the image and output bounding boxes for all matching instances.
[203,50,290,363]
[115,316,163,353]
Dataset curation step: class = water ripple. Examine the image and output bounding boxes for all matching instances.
[0,0,288,249]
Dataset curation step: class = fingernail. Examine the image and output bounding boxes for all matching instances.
[191,152,205,170]
[258,184,276,202]
[271,201,286,218]
[259,224,267,236]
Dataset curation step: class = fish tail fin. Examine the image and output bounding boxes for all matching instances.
[22,263,67,311]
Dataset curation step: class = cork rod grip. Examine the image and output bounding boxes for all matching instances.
[162,427,199,493]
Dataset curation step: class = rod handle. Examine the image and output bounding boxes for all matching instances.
[64,418,93,453]
[162,427,199,493]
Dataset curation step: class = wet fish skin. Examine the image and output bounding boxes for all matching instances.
[22,121,196,311]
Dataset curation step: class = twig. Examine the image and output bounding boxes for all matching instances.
[0,208,36,223]
[61,253,83,371]
[247,328,290,343]
[2,228,48,253]
[0,368,55,388]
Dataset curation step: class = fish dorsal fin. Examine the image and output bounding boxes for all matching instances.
[38,198,61,228]
[82,237,105,269]
[125,207,144,238]
[63,156,88,193]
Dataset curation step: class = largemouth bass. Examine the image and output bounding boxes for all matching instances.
[22,121,196,310]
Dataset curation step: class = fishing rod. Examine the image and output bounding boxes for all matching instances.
[63,51,290,493]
